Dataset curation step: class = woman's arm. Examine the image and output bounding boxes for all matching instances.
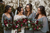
[1,14,4,27]
[42,17,49,32]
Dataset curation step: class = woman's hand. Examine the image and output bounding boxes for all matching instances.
[36,12,38,15]
[18,28,21,31]
[26,26,28,28]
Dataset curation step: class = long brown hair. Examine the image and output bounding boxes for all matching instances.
[25,3,32,16]
[35,6,46,19]
[17,7,23,14]
[4,5,13,22]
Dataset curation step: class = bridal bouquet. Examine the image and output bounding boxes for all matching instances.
[13,18,43,32]
[13,18,28,32]
[3,19,13,30]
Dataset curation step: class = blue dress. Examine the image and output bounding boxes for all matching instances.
[34,17,49,33]
[24,12,36,33]
[1,13,13,33]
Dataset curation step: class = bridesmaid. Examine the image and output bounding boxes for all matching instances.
[34,6,49,33]
[1,5,14,33]
[24,3,36,33]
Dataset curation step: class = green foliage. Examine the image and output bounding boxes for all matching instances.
[0,3,5,33]
[0,3,5,22]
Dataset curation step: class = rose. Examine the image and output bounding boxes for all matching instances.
[33,28,36,30]
[16,21,18,24]
[25,19,28,21]
[4,20,6,23]
[36,20,39,25]
[20,21,22,23]
[30,20,32,22]
[5,24,7,26]
[16,25,18,28]
[16,20,20,24]
[5,24,8,27]
[4,20,7,24]
[4,20,8,24]
[22,18,28,23]
[25,22,27,25]
[9,22,12,24]
[37,20,38,23]
[4,20,8,27]
[23,20,26,23]
[17,21,19,23]
[17,20,20,22]
[32,23,35,25]
[21,24,23,27]
[37,26,39,29]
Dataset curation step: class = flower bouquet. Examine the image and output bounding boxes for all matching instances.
[13,18,43,33]
[13,18,28,32]
[20,18,43,31]
[33,20,43,31]
[3,19,13,30]
[25,19,43,31]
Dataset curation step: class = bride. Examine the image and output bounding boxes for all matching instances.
[11,7,26,33]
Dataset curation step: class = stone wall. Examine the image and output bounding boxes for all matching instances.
[2,0,50,21]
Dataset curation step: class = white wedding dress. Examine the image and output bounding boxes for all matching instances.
[11,15,26,33]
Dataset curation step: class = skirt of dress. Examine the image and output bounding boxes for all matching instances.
[4,27,11,33]
[34,31,46,33]
[4,30,11,33]
[24,30,34,33]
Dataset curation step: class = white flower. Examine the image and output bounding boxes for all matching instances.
[17,24,19,27]
[6,24,8,27]
[28,21,30,23]
[39,28,41,30]
[35,21,36,23]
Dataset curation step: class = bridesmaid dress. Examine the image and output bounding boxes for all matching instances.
[1,13,14,33]
[24,12,36,33]
[34,17,49,33]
